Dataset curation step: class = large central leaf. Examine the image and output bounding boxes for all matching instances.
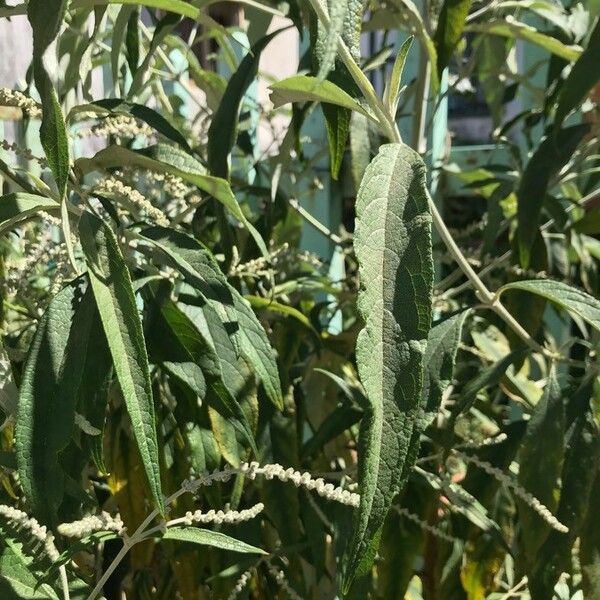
[343,143,433,590]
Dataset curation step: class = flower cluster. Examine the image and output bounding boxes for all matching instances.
[456,451,568,532]
[180,502,264,526]
[57,511,125,538]
[227,569,253,600]
[1,139,47,167]
[0,88,42,118]
[183,462,359,507]
[267,561,303,600]
[93,176,169,226]
[0,504,59,561]
[75,114,153,139]
[395,506,460,544]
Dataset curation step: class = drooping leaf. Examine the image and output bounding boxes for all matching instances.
[207,29,281,179]
[433,0,472,81]
[554,18,600,128]
[517,368,565,568]
[529,378,600,597]
[269,75,372,119]
[139,226,283,409]
[342,143,434,591]
[383,36,413,115]
[162,527,266,554]
[128,12,180,98]
[498,279,600,332]
[322,103,350,180]
[27,0,69,200]
[79,212,164,515]
[16,280,82,525]
[124,5,140,76]
[421,310,469,426]
[75,144,268,257]
[146,295,257,456]
[0,193,58,236]
[465,19,582,61]
[516,124,590,267]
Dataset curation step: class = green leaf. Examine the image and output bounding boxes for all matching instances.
[269,75,372,119]
[139,226,283,409]
[244,294,319,336]
[554,18,600,128]
[27,0,70,200]
[343,143,434,591]
[389,0,440,94]
[433,0,472,81]
[465,19,582,61]
[0,193,58,236]
[422,310,469,427]
[124,5,140,75]
[207,29,280,179]
[0,537,60,599]
[516,124,590,267]
[581,472,600,599]
[383,36,413,115]
[498,279,600,332]
[529,377,600,597]
[16,281,82,525]
[79,212,164,515]
[128,11,180,98]
[517,368,565,568]
[162,527,267,554]
[148,296,257,456]
[110,5,135,91]
[317,0,349,79]
[322,103,350,180]
[75,144,268,257]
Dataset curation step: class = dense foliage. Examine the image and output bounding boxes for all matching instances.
[0,0,599,598]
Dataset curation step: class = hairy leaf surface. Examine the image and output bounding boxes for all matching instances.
[499,279,600,332]
[434,0,472,80]
[79,213,163,514]
[162,527,266,554]
[343,143,433,590]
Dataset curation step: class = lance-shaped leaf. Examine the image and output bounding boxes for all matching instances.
[0,193,58,236]
[343,143,433,591]
[269,75,373,119]
[16,281,80,525]
[207,29,281,179]
[516,124,589,268]
[498,279,600,332]
[554,18,600,129]
[383,36,413,115]
[518,368,565,567]
[434,0,472,81]
[162,527,266,554]
[139,226,283,409]
[421,310,469,427]
[79,213,163,515]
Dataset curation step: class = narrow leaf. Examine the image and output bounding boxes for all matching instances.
[499,279,600,332]
[465,19,582,61]
[0,193,58,236]
[207,29,280,179]
[79,212,163,515]
[516,124,590,267]
[162,527,266,554]
[383,36,413,114]
[517,368,565,566]
[343,143,434,590]
[16,281,82,525]
[433,0,472,81]
[422,310,469,426]
[554,18,600,128]
[269,75,373,119]
[139,226,283,409]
